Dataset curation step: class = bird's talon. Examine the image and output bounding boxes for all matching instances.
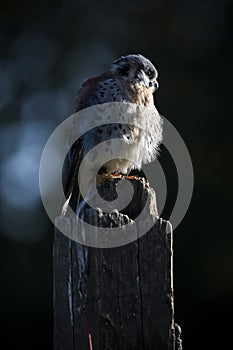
[125,175,136,180]
[109,173,122,179]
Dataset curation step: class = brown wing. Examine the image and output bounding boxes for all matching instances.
[75,71,112,112]
[62,71,113,215]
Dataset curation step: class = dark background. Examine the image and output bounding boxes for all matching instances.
[0,0,232,348]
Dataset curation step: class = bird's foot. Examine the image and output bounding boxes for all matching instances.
[96,173,136,186]
[109,172,123,179]
[110,174,136,180]
[124,175,136,180]
[96,173,122,186]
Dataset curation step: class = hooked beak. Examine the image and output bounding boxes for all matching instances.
[152,78,159,91]
[149,78,159,91]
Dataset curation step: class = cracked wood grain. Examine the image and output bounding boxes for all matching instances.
[54,178,175,349]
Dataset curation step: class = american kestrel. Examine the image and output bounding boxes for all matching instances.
[63,54,163,213]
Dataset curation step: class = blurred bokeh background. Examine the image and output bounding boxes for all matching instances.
[0,0,232,348]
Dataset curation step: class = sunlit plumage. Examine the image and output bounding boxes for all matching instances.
[63,54,163,212]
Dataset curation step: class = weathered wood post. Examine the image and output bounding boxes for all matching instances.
[54,177,176,349]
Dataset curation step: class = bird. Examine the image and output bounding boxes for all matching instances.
[62,54,163,214]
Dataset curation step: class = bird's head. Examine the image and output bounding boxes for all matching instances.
[111,54,159,92]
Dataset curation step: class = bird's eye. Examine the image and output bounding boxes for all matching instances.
[146,69,154,80]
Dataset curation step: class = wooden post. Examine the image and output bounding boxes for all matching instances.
[54,178,175,349]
